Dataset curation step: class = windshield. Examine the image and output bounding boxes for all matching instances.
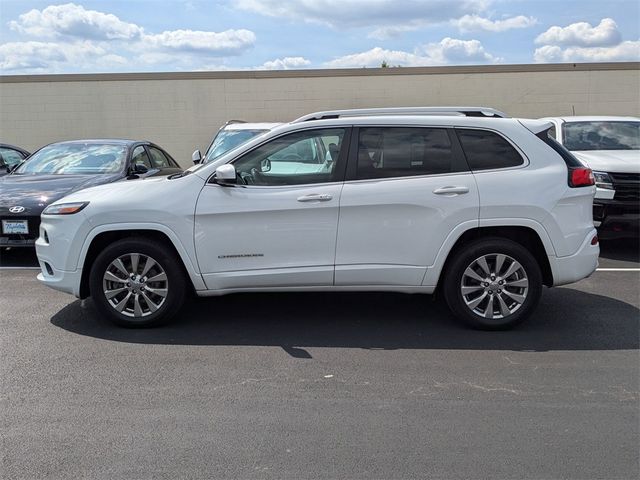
[15,143,127,175]
[562,121,640,151]
[204,129,268,163]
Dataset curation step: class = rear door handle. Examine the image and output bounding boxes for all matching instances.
[433,186,470,196]
[297,193,333,202]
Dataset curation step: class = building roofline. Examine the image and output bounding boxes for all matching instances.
[1,62,638,84]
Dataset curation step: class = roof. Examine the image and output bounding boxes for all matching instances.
[223,122,282,131]
[50,139,145,146]
[542,116,640,123]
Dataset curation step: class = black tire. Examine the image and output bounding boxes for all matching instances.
[442,237,543,330]
[89,237,187,328]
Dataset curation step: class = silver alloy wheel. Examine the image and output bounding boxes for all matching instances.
[460,253,529,320]
[102,253,168,318]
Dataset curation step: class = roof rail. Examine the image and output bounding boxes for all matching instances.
[292,106,508,123]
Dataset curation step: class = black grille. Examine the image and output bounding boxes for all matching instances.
[610,172,640,203]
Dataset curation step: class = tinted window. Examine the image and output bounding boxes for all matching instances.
[357,127,454,179]
[457,129,523,170]
[233,128,345,186]
[15,144,126,175]
[131,146,152,169]
[562,121,640,151]
[147,147,171,168]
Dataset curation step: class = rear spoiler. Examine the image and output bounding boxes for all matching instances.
[518,119,554,135]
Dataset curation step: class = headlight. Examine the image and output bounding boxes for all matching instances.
[592,171,613,190]
[42,202,89,215]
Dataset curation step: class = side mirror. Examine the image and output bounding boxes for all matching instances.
[260,158,271,173]
[192,149,202,164]
[215,164,236,185]
[132,163,148,175]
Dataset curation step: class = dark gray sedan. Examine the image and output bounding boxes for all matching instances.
[0,139,182,248]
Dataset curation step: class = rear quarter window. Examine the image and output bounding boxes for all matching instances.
[456,129,524,171]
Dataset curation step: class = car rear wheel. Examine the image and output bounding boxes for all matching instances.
[443,238,542,330]
[89,237,186,327]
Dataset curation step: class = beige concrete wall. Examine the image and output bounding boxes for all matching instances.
[1,63,639,167]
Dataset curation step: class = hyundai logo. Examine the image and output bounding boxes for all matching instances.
[9,206,26,213]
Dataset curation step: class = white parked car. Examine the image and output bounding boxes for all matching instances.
[540,116,639,238]
[190,120,282,167]
[36,107,599,330]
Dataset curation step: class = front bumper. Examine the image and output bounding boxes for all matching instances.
[549,228,599,287]
[0,214,41,247]
[36,268,82,297]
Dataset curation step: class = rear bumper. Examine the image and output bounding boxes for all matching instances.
[549,229,599,287]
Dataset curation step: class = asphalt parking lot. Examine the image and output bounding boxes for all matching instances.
[1,241,638,479]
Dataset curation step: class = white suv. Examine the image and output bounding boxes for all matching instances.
[36,107,599,330]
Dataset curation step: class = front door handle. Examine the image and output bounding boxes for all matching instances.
[433,186,470,196]
[297,193,333,202]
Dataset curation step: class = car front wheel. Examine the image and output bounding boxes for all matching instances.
[89,237,186,327]
[443,238,543,330]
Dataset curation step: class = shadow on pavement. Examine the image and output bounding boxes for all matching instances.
[0,248,39,267]
[599,238,640,264]
[51,287,639,353]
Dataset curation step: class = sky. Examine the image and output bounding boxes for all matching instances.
[0,0,638,74]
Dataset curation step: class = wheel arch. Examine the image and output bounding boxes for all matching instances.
[78,224,205,298]
[425,223,555,290]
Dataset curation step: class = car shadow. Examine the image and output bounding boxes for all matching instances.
[599,238,640,263]
[51,288,639,353]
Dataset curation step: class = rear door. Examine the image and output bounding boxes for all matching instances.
[335,126,479,286]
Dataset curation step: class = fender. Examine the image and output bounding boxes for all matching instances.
[421,218,556,287]
[78,222,207,291]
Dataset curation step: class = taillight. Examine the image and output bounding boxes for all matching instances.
[568,167,595,187]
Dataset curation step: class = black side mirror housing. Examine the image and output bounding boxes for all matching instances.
[132,163,149,174]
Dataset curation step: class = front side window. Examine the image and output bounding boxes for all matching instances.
[562,121,640,151]
[15,143,127,175]
[457,129,524,171]
[357,127,455,179]
[232,128,345,186]
[131,146,152,170]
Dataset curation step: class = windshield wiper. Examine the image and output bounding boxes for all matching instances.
[168,170,193,180]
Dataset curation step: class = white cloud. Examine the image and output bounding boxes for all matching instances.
[453,14,537,33]
[534,41,640,63]
[9,3,143,41]
[2,3,256,72]
[141,29,256,56]
[260,57,311,70]
[325,38,500,68]
[535,18,622,47]
[236,0,488,32]
[0,40,126,72]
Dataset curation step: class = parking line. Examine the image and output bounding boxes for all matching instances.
[0,266,40,270]
[596,268,640,272]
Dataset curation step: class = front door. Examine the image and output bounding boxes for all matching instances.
[195,127,350,290]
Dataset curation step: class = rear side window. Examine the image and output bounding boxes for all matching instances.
[357,127,455,179]
[456,129,524,170]
[147,146,172,168]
